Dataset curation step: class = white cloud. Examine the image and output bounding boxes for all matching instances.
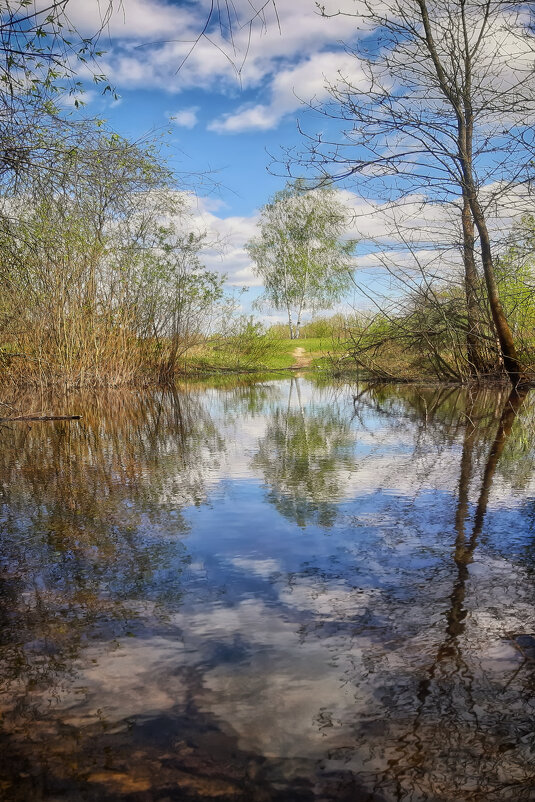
[65,0,365,104]
[174,195,260,287]
[59,89,97,108]
[210,104,278,133]
[66,0,196,39]
[169,107,199,128]
[61,0,535,144]
[181,189,456,295]
[209,51,368,133]
[155,183,532,306]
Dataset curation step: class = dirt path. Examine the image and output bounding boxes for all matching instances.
[291,346,313,368]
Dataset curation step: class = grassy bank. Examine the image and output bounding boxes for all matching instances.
[0,335,346,388]
[183,336,344,374]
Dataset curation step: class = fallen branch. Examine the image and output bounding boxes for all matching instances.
[0,415,82,422]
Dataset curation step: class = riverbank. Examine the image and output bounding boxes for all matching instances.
[2,332,533,391]
[0,336,345,389]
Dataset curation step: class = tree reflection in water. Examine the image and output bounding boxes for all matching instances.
[0,379,533,801]
[0,388,225,800]
[364,387,535,801]
[253,377,356,528]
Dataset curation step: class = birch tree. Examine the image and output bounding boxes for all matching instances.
[246,183,355,339]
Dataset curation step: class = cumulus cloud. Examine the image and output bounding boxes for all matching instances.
[66,0,196,39]
[59,89,97,108]
[180,189,460,294]
[169,107,199,128]
[65,0,365,108]
[179,183,528,315]
[176,195,260,287]
[62,0,535,141]
[208,51,368,133]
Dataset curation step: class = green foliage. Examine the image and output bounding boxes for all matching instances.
[495,215,535,365]
[0,2,118,191]
[299,313,350,340]
[0,1,111,103]
[0,123,233,385]
[246,181,356,339]
[342,287,492,382]
[216,316,276,368]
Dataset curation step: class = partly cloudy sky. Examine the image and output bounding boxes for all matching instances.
[59,0,533,318]
[58,0,372,314]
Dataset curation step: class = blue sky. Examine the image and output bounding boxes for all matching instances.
[61,0,532,321]
[59,0,387,318]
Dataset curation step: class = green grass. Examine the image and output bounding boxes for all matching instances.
[266,337,343,369]
[184,336,344,373]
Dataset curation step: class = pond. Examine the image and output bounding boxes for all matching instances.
[0,377,534,801]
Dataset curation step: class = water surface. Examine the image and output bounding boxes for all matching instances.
[0,378,534,801]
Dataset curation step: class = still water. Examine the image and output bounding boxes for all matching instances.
[0,377,534,801]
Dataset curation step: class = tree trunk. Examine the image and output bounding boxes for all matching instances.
[417,0,523,386]
[461,193,488,377]
[468,191,523,386]
[287,308,293,339]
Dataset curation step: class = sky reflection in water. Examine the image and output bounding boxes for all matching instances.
[0,378,534,801]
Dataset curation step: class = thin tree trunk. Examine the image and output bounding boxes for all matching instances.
[295,243,311,343]
[461,192,487,377]
[417,0,522,387]
[468,191,522,386]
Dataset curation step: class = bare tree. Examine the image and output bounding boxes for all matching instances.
[286,0,535,385]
